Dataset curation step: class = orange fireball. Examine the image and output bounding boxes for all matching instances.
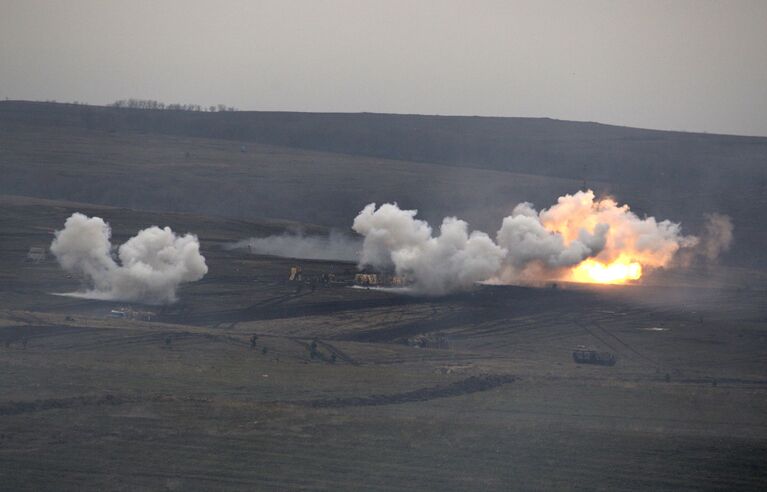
[568,256,642,284]
[536,190,696,285]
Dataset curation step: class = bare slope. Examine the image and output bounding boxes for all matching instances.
[0,198,765,490]
[0,120,588,233]
[1,102,766,267]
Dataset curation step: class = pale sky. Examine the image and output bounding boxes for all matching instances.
[2,0,766,136]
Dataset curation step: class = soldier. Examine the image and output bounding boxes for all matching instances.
[164,335,172,349]
[250,334,258,350]
[330,353,337,364]
[262,346,268,355]
[309,339,319,359]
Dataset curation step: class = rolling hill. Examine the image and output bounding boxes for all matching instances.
[1,100,765,267]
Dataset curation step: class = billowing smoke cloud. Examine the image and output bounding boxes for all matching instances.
[352,203,506,295]
[539,191,698,265]
[499,190,700,283]
[229,230,360,261]
[50,213,208,304]
[497,201,608,275]
[352,191,732,294]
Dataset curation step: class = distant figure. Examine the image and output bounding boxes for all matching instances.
[330,353,337,364]
[250,334,258,350]
[165,335,172,349]
[261,346,268,355]
[309,340,319,359]
[664,373,671,383]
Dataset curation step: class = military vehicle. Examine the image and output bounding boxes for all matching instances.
[572,347,617,366]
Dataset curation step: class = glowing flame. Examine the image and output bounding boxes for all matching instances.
[568,256,642,284]
[534,190,695,285]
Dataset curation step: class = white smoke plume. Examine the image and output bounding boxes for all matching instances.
[229,230,360,261]
[352,203,506,295]
[352,191,730,294]
[50,213,208,304]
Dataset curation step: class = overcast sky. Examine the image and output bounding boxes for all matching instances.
[2,0,766,136]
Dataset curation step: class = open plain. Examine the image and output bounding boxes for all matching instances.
[0,103,766,489]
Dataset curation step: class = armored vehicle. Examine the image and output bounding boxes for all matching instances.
[572,347,616,366]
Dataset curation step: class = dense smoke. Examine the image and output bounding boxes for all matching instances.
[500,190,700,283]
[229,230,360,261]
[496,201,609,278]
[352,203,506,295]
[352,191,732,294]
[50,213,208,304]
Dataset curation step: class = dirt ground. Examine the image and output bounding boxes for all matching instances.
[1,196,766,490]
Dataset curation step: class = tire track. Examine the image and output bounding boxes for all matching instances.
[292,374,515,408]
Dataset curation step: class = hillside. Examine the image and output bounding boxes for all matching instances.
[1,105,766,489]
[1,101,765,267]
[0,195,765,489]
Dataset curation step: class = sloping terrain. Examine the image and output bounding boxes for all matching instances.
[1,101,765,267]
[0,197,765,489]
[1,102,765,489]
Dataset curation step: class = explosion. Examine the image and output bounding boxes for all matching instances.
[50,213,208,304]
[533,190,699,284]
[352,190,731,294]
[568,256,642,284]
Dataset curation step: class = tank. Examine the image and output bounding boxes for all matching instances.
[572,348,616,366]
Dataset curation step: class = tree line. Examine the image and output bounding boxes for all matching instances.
[110,98,237,112]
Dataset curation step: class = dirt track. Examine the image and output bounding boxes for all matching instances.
[296,374,515,408]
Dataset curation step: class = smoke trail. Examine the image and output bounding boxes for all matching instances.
[699,213,734,261]
[229,230,360,261]
[50,213,208,304]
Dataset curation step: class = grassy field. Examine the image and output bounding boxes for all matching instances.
[0,197,765,490]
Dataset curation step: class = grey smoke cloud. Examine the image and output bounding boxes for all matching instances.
[700,213,734,261]
[50,213,208,304]
[230,230,360,262]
